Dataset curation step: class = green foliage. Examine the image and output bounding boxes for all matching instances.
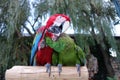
[0,0,30,79]
[0,36,33,78]
[6,0,29,38]
[34,0,49,18]
[107,76,117,80]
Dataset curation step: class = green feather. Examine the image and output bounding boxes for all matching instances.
[45,33,86,66]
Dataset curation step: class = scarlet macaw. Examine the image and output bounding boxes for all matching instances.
[30,14,70,76]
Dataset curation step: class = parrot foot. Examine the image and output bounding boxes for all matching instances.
[57,64,62,76]
[45,63,51,77]
[76,64,81,77]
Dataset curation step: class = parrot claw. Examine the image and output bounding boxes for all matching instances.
[76,64,81,77]
[45,63,51,77]
[58,64,62,76]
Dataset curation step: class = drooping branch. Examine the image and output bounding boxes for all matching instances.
[22,23,33,36]
[26,15,41,34]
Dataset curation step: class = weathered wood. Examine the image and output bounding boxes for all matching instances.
[5,66,88,80]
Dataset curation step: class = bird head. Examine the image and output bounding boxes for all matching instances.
[47,20,70,41]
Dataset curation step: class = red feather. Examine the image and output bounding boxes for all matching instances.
[46,14,70,29]
[36,46,53,66]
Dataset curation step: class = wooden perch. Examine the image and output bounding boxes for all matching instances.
[5,66,88,80]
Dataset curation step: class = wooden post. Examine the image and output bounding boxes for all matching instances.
[5,66,88,80]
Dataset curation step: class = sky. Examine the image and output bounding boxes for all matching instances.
[104,0,120,36]
[113,24,120,36]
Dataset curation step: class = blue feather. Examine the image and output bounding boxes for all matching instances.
[112,0,120,18]
[30,32,42,65]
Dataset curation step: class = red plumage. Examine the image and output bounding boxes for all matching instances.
[36,46,53,66]
[46,14,70,29]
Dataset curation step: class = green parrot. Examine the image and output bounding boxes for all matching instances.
[45,33,86,76]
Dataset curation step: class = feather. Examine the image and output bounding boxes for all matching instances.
[30,32,42,65]
[45,33,86,66]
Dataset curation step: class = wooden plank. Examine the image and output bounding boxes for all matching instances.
[5,66,88,80]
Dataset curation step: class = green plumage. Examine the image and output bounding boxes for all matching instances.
[45,33,86,66]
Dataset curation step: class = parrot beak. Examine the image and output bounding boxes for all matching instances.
[62,21,70,32]
[47,25,62,41]
[51,32,61,41]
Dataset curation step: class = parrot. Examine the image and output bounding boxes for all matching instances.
[30,14,70,76]
[45,33,86,76]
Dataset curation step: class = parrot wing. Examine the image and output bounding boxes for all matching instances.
[30,32,42,65]
[75,45,86,66]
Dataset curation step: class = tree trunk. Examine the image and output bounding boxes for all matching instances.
[98,42,115,77]
[90,41,115,80]
[90,22,115,80]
